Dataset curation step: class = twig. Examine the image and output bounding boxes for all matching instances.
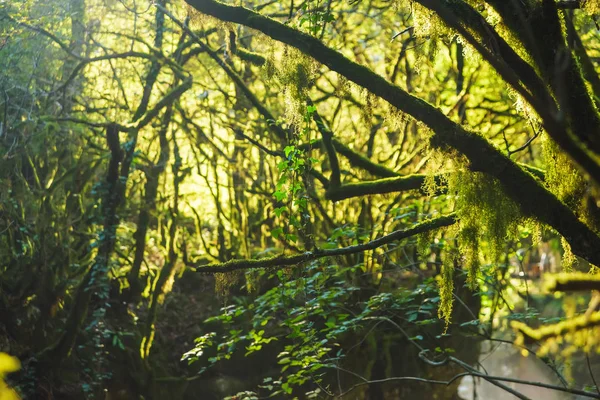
[587,353,600,395]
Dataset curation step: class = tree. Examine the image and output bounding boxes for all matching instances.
[1,0,600,398]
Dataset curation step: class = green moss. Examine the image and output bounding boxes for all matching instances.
[542,134,596,268]
[449,171,521,287]
[262,46,316,129]
[411,2,453,42]
[416,230,434,259]
[437,262,454,327]
[561,236,577,272]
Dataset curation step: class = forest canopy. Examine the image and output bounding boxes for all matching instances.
[1,0,600,398]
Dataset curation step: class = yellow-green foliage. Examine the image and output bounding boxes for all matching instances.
[0,353,20,400]
[583,0,600,15]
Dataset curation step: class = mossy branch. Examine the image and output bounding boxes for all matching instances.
[512,311,600,342]
[236,47,267,66]
[326,174,445,202]
[556,1,582,10]
[193,214,456,273]
[185,0,600,265]
[545,273,600,292]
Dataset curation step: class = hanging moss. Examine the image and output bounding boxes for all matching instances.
[411,2,453,42]
[542,134,594,269]
[437,262,454,326]
[543,135,587,211]
[422,148,451,197]
[215,271,243,297]
[449,170,522,287]
[262,46,317,129]
[416,230,434,260]
[561,236,577,272]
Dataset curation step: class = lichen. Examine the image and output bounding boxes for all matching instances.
[411,2,452,41]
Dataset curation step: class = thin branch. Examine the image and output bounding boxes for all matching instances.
[508,121,542,156]
[335,370,471,398]
[308,98,341,187]
[588,353,600,395]
[193,214,456,273]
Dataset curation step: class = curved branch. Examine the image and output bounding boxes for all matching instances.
[193,214,456,273]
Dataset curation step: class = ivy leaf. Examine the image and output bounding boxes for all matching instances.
[274,206,288,218]
[284,145,295,158]
[273,190,287,201]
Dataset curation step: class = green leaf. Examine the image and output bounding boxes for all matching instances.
[272,227,283,239]
[274,206,288,217]
[273,190,287,201]
[284,145,296,158]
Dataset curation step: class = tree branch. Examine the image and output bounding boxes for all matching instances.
[545,273,600,292]
[184,0,600,266]
[193,214,456,273]
[326,173,445,202]
[308,99,341,187]
[512,311,600,342]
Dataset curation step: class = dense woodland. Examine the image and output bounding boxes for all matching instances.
[1,0,600,398]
